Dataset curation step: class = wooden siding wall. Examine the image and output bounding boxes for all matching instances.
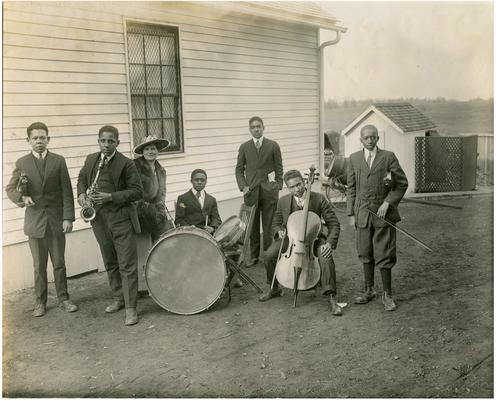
[3,1,320,247]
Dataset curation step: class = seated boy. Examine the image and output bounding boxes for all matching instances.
[175,169,222,234]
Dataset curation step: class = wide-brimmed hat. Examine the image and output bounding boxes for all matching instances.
[134,135,170,155]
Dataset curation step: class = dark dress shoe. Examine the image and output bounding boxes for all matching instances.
[382,292,397,311]
[329,295,342,316]
[105,300,125,313]
[233,277,244,288]
[125,308,138,326]
[33,303,46,317]
[258,288,283,302]
[59,300,78,313]
[246,258,260,267]
[354,288,376,304]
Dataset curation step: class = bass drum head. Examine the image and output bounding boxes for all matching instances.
[145,227,227,315]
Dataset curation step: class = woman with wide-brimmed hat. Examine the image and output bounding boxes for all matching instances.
[133,135,170,243]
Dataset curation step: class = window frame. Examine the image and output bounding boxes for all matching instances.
[123,18,187,159]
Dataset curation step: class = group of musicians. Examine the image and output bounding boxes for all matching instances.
[6,116,408,326]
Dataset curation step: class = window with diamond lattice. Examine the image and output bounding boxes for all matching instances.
[126,23,183,152]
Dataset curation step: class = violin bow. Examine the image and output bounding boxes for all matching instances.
[367,209,433,252]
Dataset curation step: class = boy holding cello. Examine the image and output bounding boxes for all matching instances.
[258,169,343,316]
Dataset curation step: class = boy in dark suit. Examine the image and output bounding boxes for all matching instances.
[258,169,342,315]
[6,122,78,317]
[175,169,222,233]
[347,124,408,311]
[77,125,143,326]
[235,116,283,265]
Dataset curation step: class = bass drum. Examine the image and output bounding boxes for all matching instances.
[144,226,227,315]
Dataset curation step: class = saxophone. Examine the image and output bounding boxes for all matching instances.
[81,157,105,222]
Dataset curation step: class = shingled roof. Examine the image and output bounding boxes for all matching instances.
[373,102,437,133]
[342,102,437,135]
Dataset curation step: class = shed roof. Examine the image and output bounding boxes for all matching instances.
[342,102,437,135]
[373,102,437,133]
[208,1,347,32]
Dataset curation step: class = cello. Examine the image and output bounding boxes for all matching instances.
[275,166,321,307]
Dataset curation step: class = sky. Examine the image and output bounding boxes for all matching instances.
[320,1,493,101]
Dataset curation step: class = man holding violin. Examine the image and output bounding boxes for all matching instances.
[258,169,343,316]
[346,124,408,312]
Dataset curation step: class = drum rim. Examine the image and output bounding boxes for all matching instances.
[213,215,241,241]
[144,226,227,315]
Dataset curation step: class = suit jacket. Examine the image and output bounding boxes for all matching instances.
[272,191,340,249]
[175,190,222,230]
[235,137,283,206]
[5,151,75,238]
[346,147,408,228]
[77,151,143,233]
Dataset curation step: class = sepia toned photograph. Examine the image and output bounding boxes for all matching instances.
[2,0,493,397]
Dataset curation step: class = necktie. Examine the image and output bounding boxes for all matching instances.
[255,140,261,152]
[37,155,46,179]
[297,198,304,209]
[367,152,372,168]
[195,191,201,198]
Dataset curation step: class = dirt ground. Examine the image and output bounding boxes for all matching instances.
[3,195,493,398]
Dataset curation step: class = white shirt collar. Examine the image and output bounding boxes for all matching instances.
[253,136,264,146]
[32,150,48,159]
[191,188,205,198]
[294,191,306,207]
[101,151,116,161]
[363,147,377,157]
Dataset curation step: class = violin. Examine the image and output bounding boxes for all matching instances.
[275,166,321,307]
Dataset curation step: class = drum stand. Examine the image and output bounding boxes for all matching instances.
[224,256,264,303]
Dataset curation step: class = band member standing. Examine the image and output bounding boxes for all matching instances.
[133,135,170,243]
[175,169,222,234]
[6,122,78,317]
[235,116,283,265]
[77,125,143,326]
[258,170,343,315]
[346,124,408,311]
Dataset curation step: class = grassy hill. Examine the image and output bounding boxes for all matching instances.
[324,98,493,135]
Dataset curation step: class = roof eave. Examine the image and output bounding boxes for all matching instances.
[341,106,406,136]
[207,2,347,32]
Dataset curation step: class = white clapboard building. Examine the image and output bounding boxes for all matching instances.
[3,1,346,292]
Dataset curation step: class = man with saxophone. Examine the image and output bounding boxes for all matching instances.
[6,122,78,317]
[258,169,343,316]
[77,125,143,326]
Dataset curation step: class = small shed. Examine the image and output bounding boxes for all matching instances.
[341,102,437,192]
